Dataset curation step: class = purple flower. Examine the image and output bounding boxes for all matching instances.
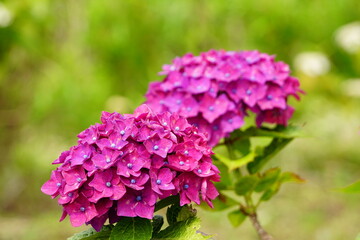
[145,49,303,146]
[174,173,202,206]
[150,168,176,195]
[88,169,126,202]
[42,105,220,230]
[121,172,149,190]
[144,135,173,158]
[63,195,98,227]
[41,170,63,197]
[117,187,157,219]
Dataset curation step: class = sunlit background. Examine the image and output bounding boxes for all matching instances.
[1,1,360,239]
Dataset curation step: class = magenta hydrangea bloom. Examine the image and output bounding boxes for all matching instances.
[145,50,303,146]
[41,105,220,231]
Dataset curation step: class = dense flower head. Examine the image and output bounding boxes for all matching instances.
[41,105,219,231]
[145,50,303,146]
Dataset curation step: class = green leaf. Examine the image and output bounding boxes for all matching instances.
[68,225,113,240]
[214,152,255,171]
[151,215,164,236]
[234,175,259,196]
[247,138,293,174]
[339,180,360,193]
[200,193,239,212]
[280,172,305,183]
[153,217,211,240]
[212,160,233,190]
[110,217,152,240]
[230,125,302,139]
[155,195,180,212]
[260,171,304,201]
[227,209,247,227]
[260,187,279,201]
[227,137,251,158]
[166,204,182,225]
[177,205,197,222]
[254,168,281,192]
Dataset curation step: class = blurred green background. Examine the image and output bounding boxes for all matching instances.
[0,0,360,239]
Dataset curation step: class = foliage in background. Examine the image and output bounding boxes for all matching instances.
[0,0,360,239]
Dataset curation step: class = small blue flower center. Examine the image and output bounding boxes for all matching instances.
[213,125,219,131]
[156,179,162,185]
[136,196,142,201]
[246,89,252,95]
[208,106,214,111]
[187,107,192,112]
[111,143,116,148]
[164,161,169,165]
[183,184,189,189]
[130,179,136,184]
[231,88,237,93]
[83,154,88,159]
[127,163,133,169]
[106,158,111,163]
[184,150,189,155]
[76,177,82,183]
[67,192,73,197]
[179,161,185,166]
[175,126,180,131]
[163,122,168,126]
[228,118,233,124]
[106,182,112,187]
[56,182,61,187]
[92,137,97,141]
[176,100,182,105]
[197,169,202,173]
[266,95,273,100]
[225,73,230,78]
[153,145,159,151]
[80,207,85,212]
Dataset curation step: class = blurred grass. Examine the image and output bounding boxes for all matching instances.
[0,0,360,239]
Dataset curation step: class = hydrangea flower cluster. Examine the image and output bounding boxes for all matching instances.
[145,50,303,146]
[41,105,220,231]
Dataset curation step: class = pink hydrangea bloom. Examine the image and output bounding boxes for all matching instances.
[41,105,220,231]
[145,50,303,146]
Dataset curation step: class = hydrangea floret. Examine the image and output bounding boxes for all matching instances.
[41,104,220,231]
[145,50,303,146]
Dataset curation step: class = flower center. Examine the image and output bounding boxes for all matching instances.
[136,196,142,201]
[127,163,133,169]
[80,207,85,212]
[208,106,214,111]
[56,182,61,187]
[76,177,82,183]
[83,154,88,159]
[184,150,189,155]
[120,130,125,135]
[197,169,202,173]
[111,143,116,148]
[156,179,162,185]
[179,161,185,166]
[130,179,136,184]
[175,126,180,131]
[183,184,189,189]
[246,89,252,95]
[266,94,273,100]
[153,145,159,151]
